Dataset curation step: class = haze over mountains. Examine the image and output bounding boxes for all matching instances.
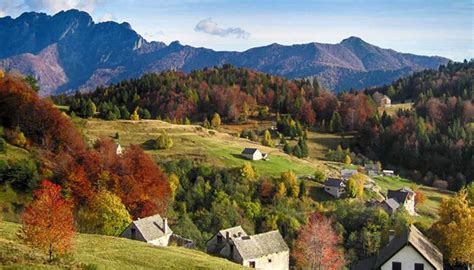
[0,9,450,96]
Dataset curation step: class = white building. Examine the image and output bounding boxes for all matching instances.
[324,178,346,198]
[387,187,416,216]
[120,214,172,246]
[351,225,443,270]
[206,226,289,270]
[241,148,268,161]
[383,170,395,176]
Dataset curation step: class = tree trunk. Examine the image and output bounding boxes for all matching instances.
[48,243,53,262]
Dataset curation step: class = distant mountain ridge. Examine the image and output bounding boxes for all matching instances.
[0,9,450,96]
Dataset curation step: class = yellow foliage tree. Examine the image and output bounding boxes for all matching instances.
[343,155,352,165]
[262,130,275,148]
[0,69,4,78]
[240,162,256,181]
[431,191,474,266]
[168,174,180,201]
[281,170,299,198]
[211,113,221,129]
[348,173,366,197]
[77,190,132,236]
[275,182,287,199]
[130,107,140,121]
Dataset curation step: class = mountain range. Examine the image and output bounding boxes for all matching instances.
[0,9,450,96]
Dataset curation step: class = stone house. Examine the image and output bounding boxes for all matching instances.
[241,148,268,161]
[351,225,443,270]
[324,178,346,198]
[120,214,172,246]
[207,226,289,270]
[373,92,392,107]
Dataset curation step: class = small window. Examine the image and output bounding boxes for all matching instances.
[131,228,136,240]
[415,263,424,270]
[249,261,256,268]
[268,258,272,263]
[392,262,401,270]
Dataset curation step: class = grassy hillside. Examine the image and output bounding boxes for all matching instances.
[379,102,413,116]
[373,176,454,224]
[74,118,337,177]
[0,221,244,269]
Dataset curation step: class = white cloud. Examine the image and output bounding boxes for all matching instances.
[0,0,23,17]
[194,18,249,39]
[98,12,115,22]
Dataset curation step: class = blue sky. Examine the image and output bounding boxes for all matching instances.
[1,0,472,61]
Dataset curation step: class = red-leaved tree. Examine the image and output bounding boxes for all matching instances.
[20,180,75,261]
[292,213,346,270]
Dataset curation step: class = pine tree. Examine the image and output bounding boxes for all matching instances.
[329,112,342,133]
[283,142,292,154]
[298,137,309,157]
[293,144,303,158]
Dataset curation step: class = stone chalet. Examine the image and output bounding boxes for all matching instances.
[351,225,443,270]
[241,148,268,161]
[206,226,289,270]
[120,214,173,246]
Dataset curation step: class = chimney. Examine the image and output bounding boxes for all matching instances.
[389,229,396,242]
[226,231,230,240]
[163,218,168,234]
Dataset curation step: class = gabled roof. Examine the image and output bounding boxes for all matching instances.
[383,198,400,210]
[374,225,443,269]
[387,188,413,204]
[131,214,172,242]
[233,231,289,260]
[218,226,248,239]
[241,148,259,155]
[325,178,345,187]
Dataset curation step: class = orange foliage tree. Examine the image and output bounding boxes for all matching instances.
[20,180,75,261]
[113,145,170,218]
[292,213,346,269]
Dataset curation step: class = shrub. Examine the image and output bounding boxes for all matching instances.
[0,137,6,154]
[155,131,173,149]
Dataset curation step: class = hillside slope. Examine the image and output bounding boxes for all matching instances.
[75,118,335,177]
[0,10,449,95]
[0,221,244,269]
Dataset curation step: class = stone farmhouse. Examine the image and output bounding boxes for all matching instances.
[241,148,268,161]
[351,225,443,270]
[120,214,173,246]
[206,226,289,270]
[324,178,346,198]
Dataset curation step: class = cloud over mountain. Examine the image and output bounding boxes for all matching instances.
[194,18,250,39]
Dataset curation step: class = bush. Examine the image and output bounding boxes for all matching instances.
[155,130,173,149]
[314,170,326,182]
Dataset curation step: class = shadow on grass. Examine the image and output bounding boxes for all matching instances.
[141,139,156,150]
[308,186,334,202]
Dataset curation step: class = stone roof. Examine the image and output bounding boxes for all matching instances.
[218,226,248,239]
[132,214,172,242]
[241,148,259,155]
[383,198,400,210]
[325,178,345,187]
[233,231,289,260]
[374,225,443,269]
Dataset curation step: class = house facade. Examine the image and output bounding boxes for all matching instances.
[324,178,346,198]
[241,148,268,161]
[120,214,172,246]
[207,226,289,270]
[351,225,443,270]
